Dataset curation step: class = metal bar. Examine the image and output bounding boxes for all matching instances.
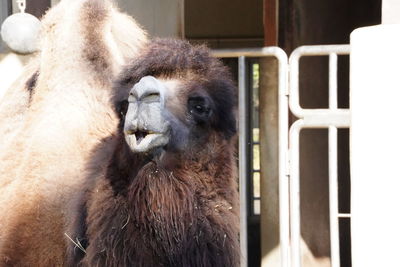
[329,53,338,110]
[289,123,344,267]
[291,45,351,56]
[329,53,341,267]
[301,112,350,127]
[329,126,340,267]
[238,55,248,267]
[189,37,264,43]
[289,120,304,267]
[276,48,290,267]
[213,47,288,58]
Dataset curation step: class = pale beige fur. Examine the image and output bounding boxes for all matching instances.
[0,0,147,265]
[0,58,39,152]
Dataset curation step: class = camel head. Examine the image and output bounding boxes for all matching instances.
[117,39,237,157]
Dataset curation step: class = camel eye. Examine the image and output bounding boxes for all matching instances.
[194,104,205,113]
[116,100,129,118]
[188,96,212,123]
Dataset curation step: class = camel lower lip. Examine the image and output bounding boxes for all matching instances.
[125,132,169,153]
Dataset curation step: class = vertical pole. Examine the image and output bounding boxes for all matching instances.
[288,54,302,267]
[261,1,280,266]
[277,51,290,267]
[329,53,338,109]
[238,56,248,267]
[329,126,340,267]
[260,57,281,267]
[289,121,303,267]
[328,53,340,267]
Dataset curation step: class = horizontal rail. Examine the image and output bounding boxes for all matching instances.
[300,112,350,128]
[290,45,351,57]
[213,47,287,59]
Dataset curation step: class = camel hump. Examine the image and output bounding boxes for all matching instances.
[37,0,147,86]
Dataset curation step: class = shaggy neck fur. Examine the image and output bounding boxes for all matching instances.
[82,133,240,267]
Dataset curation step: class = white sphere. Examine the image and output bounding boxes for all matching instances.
[1,13,41,54]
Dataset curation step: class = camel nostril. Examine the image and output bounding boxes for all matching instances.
[141,91,160,102]
[147,92,159,97]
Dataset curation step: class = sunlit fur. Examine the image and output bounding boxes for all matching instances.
[70,39,240,267]
[0,60,38,152]
[0,0,147,265]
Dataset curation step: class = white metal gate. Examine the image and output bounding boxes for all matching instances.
[214,44,351,267]
[285,45,351,267]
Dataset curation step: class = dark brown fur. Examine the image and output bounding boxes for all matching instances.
[81,0,112,79]
[70,39,240,267]
[25,71,39,103]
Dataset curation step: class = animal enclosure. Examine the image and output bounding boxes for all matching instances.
[0,0,388,266]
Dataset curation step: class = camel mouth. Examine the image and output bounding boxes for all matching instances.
[124,130,169,153]
[135,130,151,145]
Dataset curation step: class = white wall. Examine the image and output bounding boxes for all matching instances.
[116,0,184,38]
[382,0,400,24]
[25,0,184,38]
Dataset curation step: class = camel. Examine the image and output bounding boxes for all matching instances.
[68,39,241,267]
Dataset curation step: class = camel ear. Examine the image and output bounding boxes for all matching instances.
[215,111,237,139]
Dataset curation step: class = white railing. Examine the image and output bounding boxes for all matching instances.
[213,44,350,267]
[288,45,351,267]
